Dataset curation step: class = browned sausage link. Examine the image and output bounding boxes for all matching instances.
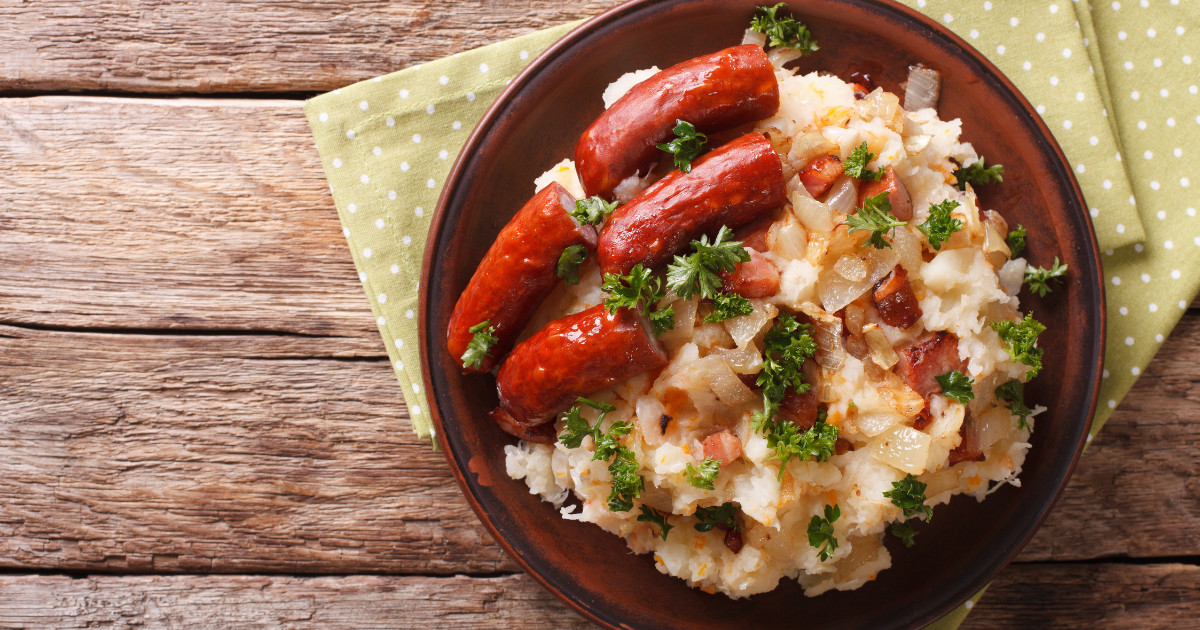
[720,250,780,299]
[489,407,558,444]
[493,304,668,427]
[574,44,779,200]
[857,165,913,221]
[872,265,923,329]
[597,132,786,275]
[446,183,595,373]
[894,331,966,401]
[798,154,844,198]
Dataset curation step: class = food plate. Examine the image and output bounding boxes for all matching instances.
[419,0,1104,627]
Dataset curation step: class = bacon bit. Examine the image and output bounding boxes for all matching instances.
[723,528,744,554]
[872,265,923,329]
[835,437,854,455]
[797,154,845,198]
[857,165,913,221]
[659,414,673,435]
[780,386,820,430]
[702,430,743,467]
[733,213,776,253]
[720,250,780,298]
[895,332,966,400]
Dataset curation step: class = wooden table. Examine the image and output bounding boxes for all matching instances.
[1,2,1196,627]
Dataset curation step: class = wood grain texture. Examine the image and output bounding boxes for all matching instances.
[0,96,374,339]
[0,314,1198,574]
[0,1,624,94]
[0,563,1196,629]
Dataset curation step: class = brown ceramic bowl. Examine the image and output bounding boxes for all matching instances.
[420,0,1104,627]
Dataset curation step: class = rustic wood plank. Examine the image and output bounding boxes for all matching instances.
[0,324,513,574]
[0,563,1195,629]
[0,315,1198,574]
[0,1,624,94]
[0,96,374,339]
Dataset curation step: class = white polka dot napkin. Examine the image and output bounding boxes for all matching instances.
[304,2,1197,449]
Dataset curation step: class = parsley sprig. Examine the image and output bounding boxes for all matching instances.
[656,119,708,173]
[918,199,963,250]
[996,379,1035,431]
[570,196,618,226]
[991,313,1046,379]
[767,414,838,478]
[601,263,675,336]
[808,503,841,561]
[685,458,721,490]
[704,291,753,323]
[884,474,933,521]
[557,397,645,512]
[935,370,975,405]
[844,141,884,181]
[665,226,751,300]
[556,244,588,285]
[637,506,674,541]
[1006,224,1028,256]
[1024,257,1069,297]
[847,192,907,249]
[889,520,919,547]
[952,157,1005,190]
[750,3,819,54]
[461,320,498,370]
[694,502,741,533]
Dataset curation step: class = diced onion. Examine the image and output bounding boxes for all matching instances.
[713,344,764,374]
[800,305,846,370]
[823,175,857,215]
[870,425,932,475]
[817,247,899,313]
[975,406,1014,453]
[791,193,835,233]
[768,47,805,68]
[724,301,777,349]
[854,411,906,437]
[788,132,838,173]
[835,255,868,282]
[769,212,808,260]
[855,89,904,131]
[863,324,899,369]
[904,65,942,112]
[890,226,923,276]
[658,296,698,346]
[690,356,757,406]
[741,29,767,47]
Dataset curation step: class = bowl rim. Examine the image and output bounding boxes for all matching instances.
[419,0,1105,627]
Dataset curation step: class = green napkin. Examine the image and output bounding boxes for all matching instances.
[305,1,1197,626]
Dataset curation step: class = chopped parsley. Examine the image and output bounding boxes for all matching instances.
[460,320,498,370]
[935,370,975,405]
[656,119,708,173]
[637,506,674,541]
[843,141,884,181]
[767,415,838,479]
[990,313,1046,379]
[750,3,819,54]
[1024,257,1069,297]
[889,520,919,548]
[665,226,751,300]
[917,199,963,250]
[570,196,618,226]
[807,503,841,561]
[847,192,907,249]
[685,458,721,490]
[996,379,1035,431]
[952,157,1005,190]
[694,502,741,533]
[557,397,644,512]
[1006,224,1028,256]
[704,291,754,323]
[601,263,675,336]
[884,474,933,521]
[556,244,588,285]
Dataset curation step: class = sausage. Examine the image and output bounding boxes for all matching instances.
[575,44,780,200]
[872,265,923,329]
[446,182,596,373]
[733,212,776,253]
[894,331,965,400]
[797,155,844,198]
[493,304,669,428]
[597,132,786,275]
[857,165,913,221]
[720,250,780,299]
[701,430,743,468]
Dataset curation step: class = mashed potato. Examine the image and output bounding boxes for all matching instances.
[510,59,1039,598]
